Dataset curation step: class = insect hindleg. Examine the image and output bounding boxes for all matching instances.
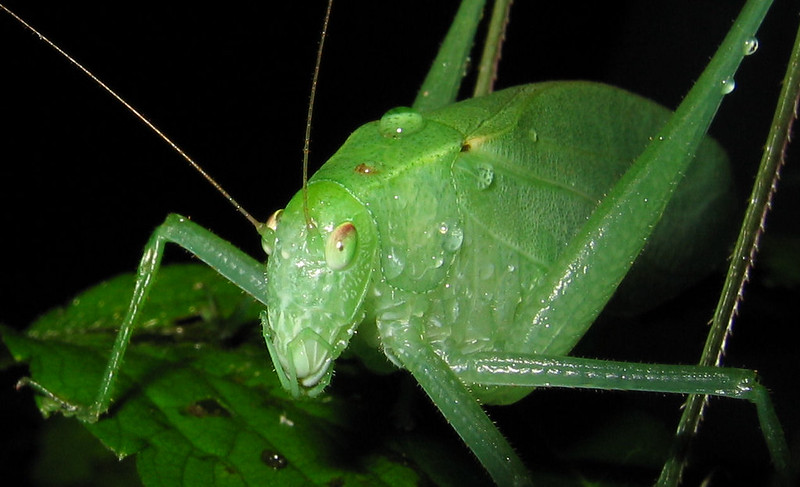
[450,351,791,476]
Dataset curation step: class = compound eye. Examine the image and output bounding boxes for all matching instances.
[324,222,357,270]
[261,209,283,256]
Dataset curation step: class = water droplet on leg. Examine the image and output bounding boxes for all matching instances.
[720,78,735,95]
[743,37,759,55]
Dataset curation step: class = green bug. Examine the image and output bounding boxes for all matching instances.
[1,1,797,486]
[265,79,734,396]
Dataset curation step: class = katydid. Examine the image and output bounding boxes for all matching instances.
[1,1,797,486]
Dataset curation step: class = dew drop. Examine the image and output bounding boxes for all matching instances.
[440,223,464,252]
[743,37,759,56]
[529,129,539,142]
[462,56,472,76]
[261,450,288,470]
[278,413,294,427]
[384,251,405,279]
[183,398,231,418]
[476,163,494,190]
[720,78,735,95]
[379,106,425,138]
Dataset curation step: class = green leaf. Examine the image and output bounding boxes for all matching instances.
[1,264,487,486]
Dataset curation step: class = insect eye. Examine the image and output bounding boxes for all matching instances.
[324,222,358,271]
[261,209,283,256]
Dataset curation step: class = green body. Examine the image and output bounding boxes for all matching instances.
[265,82,732,404]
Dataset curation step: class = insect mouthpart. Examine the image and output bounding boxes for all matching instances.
[284,329,334,388]
[264,319,336,398]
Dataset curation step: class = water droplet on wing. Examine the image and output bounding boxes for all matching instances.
[476,163,494,190]
[440,222,464,252]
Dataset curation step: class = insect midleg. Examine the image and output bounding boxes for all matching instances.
[411,0,513,111]
[385,320,530,487]
[412,0,485,113]
[375,4,531,483]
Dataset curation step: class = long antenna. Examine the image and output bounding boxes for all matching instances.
[0,3,265,232]
[302,0,334,227]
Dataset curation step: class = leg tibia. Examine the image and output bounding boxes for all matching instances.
[451,352,790,474]
[28,214,268,423]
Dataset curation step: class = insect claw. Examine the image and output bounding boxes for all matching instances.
[16,376,92,419]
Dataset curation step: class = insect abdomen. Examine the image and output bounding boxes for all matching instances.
[429,82,732,358]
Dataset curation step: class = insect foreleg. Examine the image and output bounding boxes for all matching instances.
[24,214,268,422]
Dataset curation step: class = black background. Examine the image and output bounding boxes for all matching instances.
[1,1,798,485]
